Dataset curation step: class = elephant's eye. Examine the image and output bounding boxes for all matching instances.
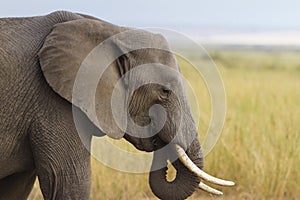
[160,87,171,98]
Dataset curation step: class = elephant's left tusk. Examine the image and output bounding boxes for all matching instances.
[175,145,235,187]
[199,182,223,195]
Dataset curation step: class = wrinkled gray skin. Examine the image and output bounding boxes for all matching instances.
[0,11,203,200]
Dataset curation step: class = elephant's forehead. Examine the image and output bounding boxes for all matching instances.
[131,47,178,68]
[130,63,182,87]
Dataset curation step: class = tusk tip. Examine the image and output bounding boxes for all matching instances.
[220,180,235,186]
[199,182,223,195]
[228,181,235,186]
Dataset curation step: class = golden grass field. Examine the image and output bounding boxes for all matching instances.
[28,49,300,200]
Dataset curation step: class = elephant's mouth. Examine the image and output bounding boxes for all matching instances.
[124,133,166,152]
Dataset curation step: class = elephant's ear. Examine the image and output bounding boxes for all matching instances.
[38,19,127,139]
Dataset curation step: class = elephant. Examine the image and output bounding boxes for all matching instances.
[0,11,234,200]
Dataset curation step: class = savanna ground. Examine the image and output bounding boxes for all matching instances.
[28,49,300,200]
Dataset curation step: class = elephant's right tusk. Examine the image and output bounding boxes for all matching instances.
[175,145,235,187]
[199,182,223,195]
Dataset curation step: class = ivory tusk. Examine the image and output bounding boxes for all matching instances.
[199,182,223,195]
[175,144,235,186]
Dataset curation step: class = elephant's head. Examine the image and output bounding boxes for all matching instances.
[38,17,233,199]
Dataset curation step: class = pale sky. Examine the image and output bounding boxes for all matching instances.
[1,0,300,29]
[1,0,300,45]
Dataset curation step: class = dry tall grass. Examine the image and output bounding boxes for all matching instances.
[28,49,300,200]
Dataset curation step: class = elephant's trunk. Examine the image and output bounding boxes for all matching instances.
[149,139,203,200]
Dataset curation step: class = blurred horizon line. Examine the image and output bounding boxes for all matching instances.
[154,27,300,48]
